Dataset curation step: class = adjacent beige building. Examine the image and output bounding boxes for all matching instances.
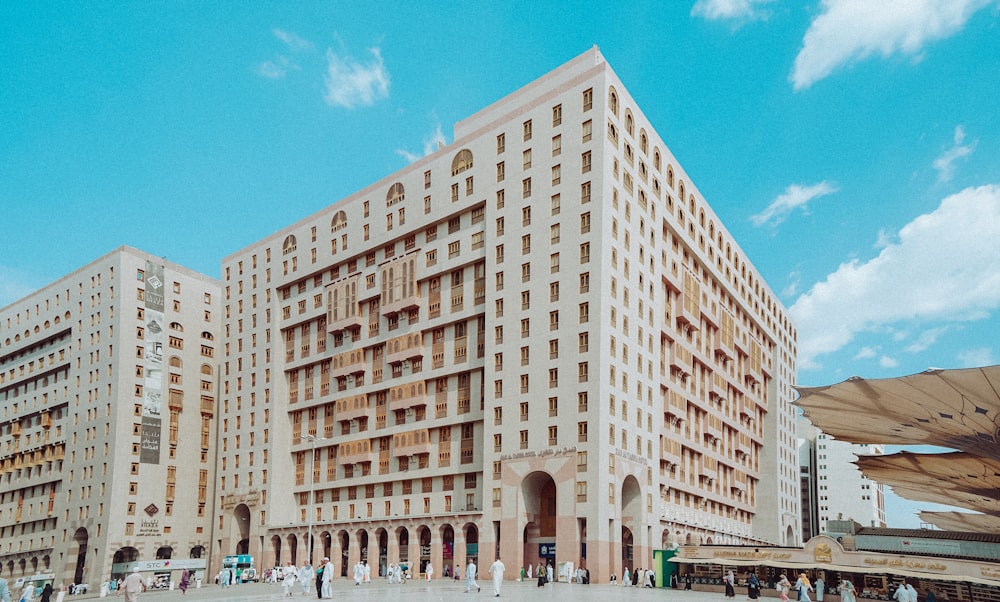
[0,246,220,586]
[216,47,799,583]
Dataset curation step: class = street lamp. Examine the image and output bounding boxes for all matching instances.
[302,433,325,565]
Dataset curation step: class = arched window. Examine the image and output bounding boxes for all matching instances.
[639,130,648,154]
[667,166,674,189]
[386,182,405,205]
[169,322,183,332]
[608,87,619,116]
[282,235,297,255]
[331,210,348,233]
[624,110,634,136]
[451,149,474,176]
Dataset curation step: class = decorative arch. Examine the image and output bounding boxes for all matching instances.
[156,546,173,559]
[624,109,634,136]
[386,182,405,205]
[169,356,182,368]
[200,363,213,375]
[282,235,297,255]
[331,210,348,233]
[608,86,619,116]
[639,129,648,154]
[201,331,214,340]
[520,471,557,571]
[270,534,283,565]
[451,149,474,176]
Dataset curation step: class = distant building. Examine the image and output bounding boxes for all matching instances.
[0,246,220,586]
[797,418,885,540]
[215,46,799,583]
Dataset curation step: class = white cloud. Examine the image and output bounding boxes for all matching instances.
[904,326,949,353]
[396,122,448,163]
[791,0,993,91]
[790,184,1000,369]
[691,0,773,22]
[879,355,900,368]
[323,47,390,109]
[933,125,977,182]
[853,346,878,360]
[957,347,994,367]
[258,57,293,79]
[750,181,838,227]
[258,29,314,80]
[273,29,314,52]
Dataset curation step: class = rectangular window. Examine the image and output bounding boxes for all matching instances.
[581,181,591,204]
[497,133,506,154]
[583,87,593,111]
[552,104,562,126]
[522,177,531,199]
[522,149,532,170]
[551,193,561,215]
[496,161,505,182]
[551,164,561,186]
[523,119,532,141]
[552,134,561,157]
[580,212,591,233]
[582,119,593,142]
[582,151,592,173]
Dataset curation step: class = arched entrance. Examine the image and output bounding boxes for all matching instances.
[440,525,455,577]
[287,534,299,565]
[520,471,557,571]
[621,475,642,572]
[233,503,251,554]
[358,530,369,566]
[463,524,479,564]
[397,527,410,567]
[72,528,89,585]
[375,529,388,576]
[338,531,350,577]
[418,526,431,575]
[111,547,139,581]
[270,535,282,566]
[156,546,173,559]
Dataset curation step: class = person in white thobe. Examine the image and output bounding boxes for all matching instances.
[363,562,371,583]
[465,559,479,593]
[321,559,334,598]
[489,558,505,597]
[425,562,433,581]
[352,562,364,586]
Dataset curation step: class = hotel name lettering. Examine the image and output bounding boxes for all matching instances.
[137,519,161,537]
[500,446,577,461]
[863,557,947,572]
[221,491,260,510]
[709,551,793,561]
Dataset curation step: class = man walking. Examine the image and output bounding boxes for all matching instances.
[488,556,505,597]
[119,569,146,602]
[320,558,334,599]
[465,558,480,593]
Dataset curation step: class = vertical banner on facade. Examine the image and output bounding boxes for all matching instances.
[140,261,165,464]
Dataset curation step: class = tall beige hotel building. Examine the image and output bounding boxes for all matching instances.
[1,247,220,585]
[1,47,798,587]
[218,48,798,582]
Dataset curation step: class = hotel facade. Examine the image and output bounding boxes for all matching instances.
[0,247,220,585]
[216,47,799,583]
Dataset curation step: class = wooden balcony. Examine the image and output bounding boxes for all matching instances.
[670,345,692,379]
[392,428,434,457]
[703,415,723,444]
[335,394,369,422]
[660,437,682,467]
[338,438,376,466]
[330,349,366,379]
[709,373,727,402]
[389,381,428,412]
[386,333,424,365]
[664,390,687,423]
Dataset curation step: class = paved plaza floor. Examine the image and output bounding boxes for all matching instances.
[93,579,770,602]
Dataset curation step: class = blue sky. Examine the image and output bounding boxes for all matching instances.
[3,1,999,529]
